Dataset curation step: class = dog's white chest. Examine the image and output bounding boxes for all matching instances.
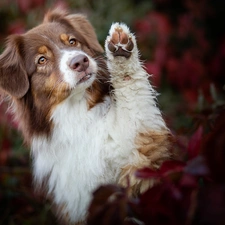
[31,94,113,222]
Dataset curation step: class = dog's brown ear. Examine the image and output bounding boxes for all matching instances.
[43,7,68,23]
[0,35,29,98]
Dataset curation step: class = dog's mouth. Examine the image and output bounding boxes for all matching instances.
[78,73,94,84]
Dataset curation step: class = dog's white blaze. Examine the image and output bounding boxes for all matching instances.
[31,23,169,224]
[59,50,98,88]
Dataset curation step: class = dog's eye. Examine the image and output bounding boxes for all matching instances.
[38,56,47,64]
[69,38,77,46]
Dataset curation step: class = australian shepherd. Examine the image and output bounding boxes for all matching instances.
[0,8,171,225]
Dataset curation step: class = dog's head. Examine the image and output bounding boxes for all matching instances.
[0,8,110,140]
[0,8,108,104]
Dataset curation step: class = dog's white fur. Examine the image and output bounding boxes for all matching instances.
[30,23,168,223]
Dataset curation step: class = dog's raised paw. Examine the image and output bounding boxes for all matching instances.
[106,23,134,58]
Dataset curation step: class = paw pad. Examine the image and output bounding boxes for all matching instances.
[107,25,134,58]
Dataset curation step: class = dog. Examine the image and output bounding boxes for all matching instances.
[0,8,171,225]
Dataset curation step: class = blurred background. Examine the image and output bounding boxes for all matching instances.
[0,0,225,224]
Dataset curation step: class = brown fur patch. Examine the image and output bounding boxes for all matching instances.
[136,130,172,167]
[60,33,69,43]
[119,165,156,196]
[38,45,49,54]
[118,129,172,196]
[44,72,70,104]
[86,57,111,109]
[60,33,81,48]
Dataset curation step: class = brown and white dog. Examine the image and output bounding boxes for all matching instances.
[0,8,171,225]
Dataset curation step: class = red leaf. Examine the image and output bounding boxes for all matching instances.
[160,160,185,176]
[88,185,130,225]
[136,161,185,179]
[138,181,184,225]
[179,173,198,188]
[135,168,161,179]
[187,126,203,159]
[202,110,225,183]
[184,155,210,177]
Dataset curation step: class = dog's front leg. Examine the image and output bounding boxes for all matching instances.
[105,23,171,195]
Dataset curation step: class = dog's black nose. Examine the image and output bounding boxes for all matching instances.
[69,55,89,72]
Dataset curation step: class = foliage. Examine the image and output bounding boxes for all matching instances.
[0,0,225,224]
